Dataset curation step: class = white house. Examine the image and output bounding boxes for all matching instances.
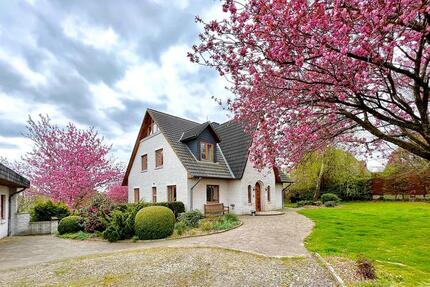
[122,109,291,215]
[0,163,30,239]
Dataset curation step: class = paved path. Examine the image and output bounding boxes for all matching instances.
[0,209,314,271]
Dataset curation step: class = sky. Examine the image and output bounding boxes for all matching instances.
[0,0,385,171]
[0,0,233,164]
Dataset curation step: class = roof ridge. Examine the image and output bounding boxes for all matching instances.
[147,108,201,124]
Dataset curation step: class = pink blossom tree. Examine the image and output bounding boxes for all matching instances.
[106,184,128,204]
[23,115,123,208]
[190,0,430,167]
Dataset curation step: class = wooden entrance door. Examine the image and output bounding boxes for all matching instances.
[255,182,261,212]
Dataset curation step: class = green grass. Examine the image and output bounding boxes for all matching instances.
[58,231,97,240]
[299,202,430,286]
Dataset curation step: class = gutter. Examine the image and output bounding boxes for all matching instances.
[190,177,202,210]
[8,187,27,236]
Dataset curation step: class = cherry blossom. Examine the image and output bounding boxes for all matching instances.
[190,0,430,168]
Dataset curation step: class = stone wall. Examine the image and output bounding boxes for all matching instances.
[12,213,31,235]
[11,212,58,235]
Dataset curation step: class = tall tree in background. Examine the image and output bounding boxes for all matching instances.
[290,147,371,200]
[190,0,430,167]
[23,115,123,208]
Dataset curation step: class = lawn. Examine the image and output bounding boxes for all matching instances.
[298,201,430,287]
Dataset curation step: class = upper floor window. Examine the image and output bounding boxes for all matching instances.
[167,185,177,202]
[200,142,214,162]
[206,185,219,203]
[141,154,148,171]
[247,185,252,204]
[267,185,271,202]
[144,118,160,139]
[155,149,163,168]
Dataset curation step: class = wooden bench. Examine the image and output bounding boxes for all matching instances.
[204,203,229,217]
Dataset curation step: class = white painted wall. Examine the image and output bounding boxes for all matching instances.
[127,132,189,208]
[0,185,9,239]
[127,133,284,214]
[187,158,283,215]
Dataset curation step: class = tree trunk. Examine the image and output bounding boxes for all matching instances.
[314,160,325,201]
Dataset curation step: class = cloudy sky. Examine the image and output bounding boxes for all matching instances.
[0,0,234,164]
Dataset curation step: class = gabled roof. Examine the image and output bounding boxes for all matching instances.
[180,122,221,143]
[122,109,291,185]
[0,163,30,189]
[148,109,233,179]
[214,120,252,178]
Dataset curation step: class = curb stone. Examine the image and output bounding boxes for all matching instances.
[313,252,346,287]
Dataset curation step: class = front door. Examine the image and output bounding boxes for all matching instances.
[255,182,261,212]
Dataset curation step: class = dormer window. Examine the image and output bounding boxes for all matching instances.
[200,142,214,162]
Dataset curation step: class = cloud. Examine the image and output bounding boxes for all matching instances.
[0,0,233,164]
[62,17,119,51]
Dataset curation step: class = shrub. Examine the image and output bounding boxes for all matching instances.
[103,224,121,242]
[178,210,204,228]
[199,219,214,231]
[296,200,313,207]
[80,193,113,233]
[213,214,241,230]
[174,221,187,235]
[356,256,377,280]
[167,201,185,218]
[135,206,175,240]
[102,210,128,242]
[223,213,239,223]
[313,201,322,206]
[31,200,70,222]
[58,216,84,235]
[324,201,337,207]
[321,193,341,203]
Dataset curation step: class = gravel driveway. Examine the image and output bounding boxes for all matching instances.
[0,210,335,286]
[0,247,336,287]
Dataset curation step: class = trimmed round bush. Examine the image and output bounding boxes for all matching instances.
[58,216,84,235]
[321,193,341,203]
[134,206,175,240]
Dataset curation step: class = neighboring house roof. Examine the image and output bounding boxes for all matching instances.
[0,163,30,190]
[122,109,291,185]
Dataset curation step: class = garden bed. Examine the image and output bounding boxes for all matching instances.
[58,214,242,242]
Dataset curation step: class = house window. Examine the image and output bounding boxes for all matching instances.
[134,188,140,203]
[167,185,177,202]
[247,185,252,204]
[200,142,214,162]
[267,186,271,202]
[146,119,159,137]
[155,149,163,168]
[206,185,219,203]
[141,154,148,171]
[152,187,157,203]
[0,194,5,220]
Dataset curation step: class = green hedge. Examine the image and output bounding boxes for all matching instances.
[289,179,372,202]
[31,200,70,222]
[135,206,175,240]
[58,216,84,235]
